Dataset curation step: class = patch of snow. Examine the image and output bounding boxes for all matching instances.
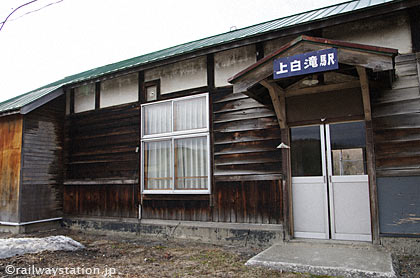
[0,236,85,259]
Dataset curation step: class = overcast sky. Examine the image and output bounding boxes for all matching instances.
[0,0,348,103]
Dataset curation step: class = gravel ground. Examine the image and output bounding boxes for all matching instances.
[395,255,420,278]
[0,228,418,278]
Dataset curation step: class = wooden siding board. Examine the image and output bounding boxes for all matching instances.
[210,89,283,223]
[64,88,283,224]
[373,54,420,178]
[0,115,22,223]
[65,104,140,180]
[213,128,281,145]
[64,103,139,218]
[64,184,137,218]
[19,96,64,222]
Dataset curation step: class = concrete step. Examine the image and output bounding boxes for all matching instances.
[246,241,396,277]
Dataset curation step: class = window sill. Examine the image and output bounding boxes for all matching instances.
[142,190,210,195]
[64,179,138,185]
[142,194,210,201]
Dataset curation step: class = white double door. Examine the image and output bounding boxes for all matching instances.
[291,122,372,241]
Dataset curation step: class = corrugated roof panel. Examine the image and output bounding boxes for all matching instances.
[0,85,62,114]
[0,0,401,115]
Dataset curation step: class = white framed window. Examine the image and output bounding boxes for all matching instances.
[141,93,210,194]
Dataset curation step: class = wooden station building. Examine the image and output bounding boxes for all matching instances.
[0,0,419,246]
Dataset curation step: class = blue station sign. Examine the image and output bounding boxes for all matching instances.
[273,48,338,79]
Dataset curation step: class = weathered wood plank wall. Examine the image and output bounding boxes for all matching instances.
[64,184,136,218]
[0,115,23,223]
[19,97,65,222]
[142,89,283,224]
[372,53,420,235]
[63,88,283,223]
[212,89,283,180]
[373,54,420,177]
[211,89,283,224]
[63,103,139,218]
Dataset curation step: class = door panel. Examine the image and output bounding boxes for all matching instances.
[326,122,372,241]
[291,125,329,239]
[292,177,329,239]
[330,176,371,241]
[292,122,372,241]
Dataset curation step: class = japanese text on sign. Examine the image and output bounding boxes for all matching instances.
[273,48,338,79]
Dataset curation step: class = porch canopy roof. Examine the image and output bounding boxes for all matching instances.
[228,35,398,95]
[228,35,398,127]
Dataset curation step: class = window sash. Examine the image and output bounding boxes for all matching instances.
[141,93,210,194]
[141,93,209,139]
[142,133,210,194]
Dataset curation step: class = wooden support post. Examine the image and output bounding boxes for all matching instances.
[357,66,380,244]
[260,79,292,239]
[365,121,380,244]
[281,128,293,240]
[357,66,372,121]
[416,53,420,93]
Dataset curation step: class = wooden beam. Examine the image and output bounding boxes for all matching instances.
[260,80,287,129]
[285,80,361,97]
[256,42,264,61]
[408,6,420,53]
[207,54,215,90]
[138,71,144,103]
[356,66,372,121]
[95,82,100,110]
[70,88,75,114]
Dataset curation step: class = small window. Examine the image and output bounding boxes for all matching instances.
[74,83,95,113]
[141,93,210,194]
[144,80,160,102]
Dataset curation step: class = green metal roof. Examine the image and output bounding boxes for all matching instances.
[0,0,398,115]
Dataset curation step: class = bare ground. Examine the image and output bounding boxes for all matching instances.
[0,228,418,277]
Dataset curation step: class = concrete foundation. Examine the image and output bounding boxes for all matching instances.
[0,220,61,234]
[63,217,284,248]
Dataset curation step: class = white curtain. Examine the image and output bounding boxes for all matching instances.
[143,102,171,135]
[142,95,208,191]
[175,137,208,190]
[174,96,207,131]
[144,140,172,190]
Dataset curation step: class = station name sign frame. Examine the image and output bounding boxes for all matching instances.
[273,48,338,79]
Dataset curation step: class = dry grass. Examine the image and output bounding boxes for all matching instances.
[0,229,329,278]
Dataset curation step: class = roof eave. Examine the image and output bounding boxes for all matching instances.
[63,0,415,89]
[0,86,64,118]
